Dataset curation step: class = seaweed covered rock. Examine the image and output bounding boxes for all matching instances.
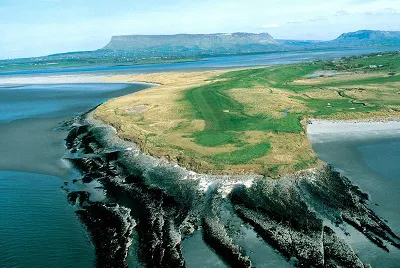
[229,166,399,267]
[76,203,135,268]
[202,183,252,268]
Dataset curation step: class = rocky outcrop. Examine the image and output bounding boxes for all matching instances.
[76,203,135,268]
[65,113,400,268]
[202,183,252,268]
[323,226,364,268]
[67,189,135,268]
[66,122,190,267]
[229,167,400,267]
[230,181,325,267]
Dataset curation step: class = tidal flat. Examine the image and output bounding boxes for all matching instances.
[0,83,150,268]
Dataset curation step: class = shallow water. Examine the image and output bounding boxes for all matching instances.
[219,202,291,268]
[311,135,400,267]
[0,171,94,268]
[182,231,228,268]
[0,83,150,268]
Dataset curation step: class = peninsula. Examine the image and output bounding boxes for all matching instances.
[94,51,400,176]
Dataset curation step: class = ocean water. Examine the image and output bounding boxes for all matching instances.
[0,83,150,268]
[311,135,400,267]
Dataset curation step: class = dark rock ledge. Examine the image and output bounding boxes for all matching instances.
[64,113,400,268]
[67,191,135,268]
[229,166,400,267]
[202,183,252,268]
[65,119,191,267]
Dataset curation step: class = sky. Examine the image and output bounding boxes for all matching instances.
[0,0,399,59]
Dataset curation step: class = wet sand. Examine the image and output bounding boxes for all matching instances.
[307,119,400,142]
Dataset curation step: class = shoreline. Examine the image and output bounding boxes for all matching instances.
[3,71,400,176]
[65,109,400,267]
[85,110,262,195]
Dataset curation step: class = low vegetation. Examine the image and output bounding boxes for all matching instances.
[95,52,400,176]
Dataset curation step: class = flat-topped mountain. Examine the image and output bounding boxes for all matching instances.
[101,30,400,57]
[333,30,400,45]
[103,32,279,55]
[1,30,400,72]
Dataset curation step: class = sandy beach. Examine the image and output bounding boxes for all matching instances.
[307,119,400,142]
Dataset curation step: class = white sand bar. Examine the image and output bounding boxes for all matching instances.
[0,74,114,85]
[307,119,400,143]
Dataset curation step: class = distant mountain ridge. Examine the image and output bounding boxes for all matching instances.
[336,30,400,40]
[101,30,400,57]
[333,30,400,46]
[103,32,278,51]
[1,30,400,72]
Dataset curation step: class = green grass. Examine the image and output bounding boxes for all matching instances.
[185,65,312,149]
[247,114,303,132]
[211,142,271,165]
[216,63,323,87]
[295,97,381,116]
[192,131,239,147]
[294,157,318,171]
[183,64,315,164]
[316,74,400,88]
[180,52,400,167]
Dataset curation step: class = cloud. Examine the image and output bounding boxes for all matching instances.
[287,21,302,24]
[335,10,349,16]
[286,17,325,25]
[350,0,378,3]
[384,8,400,14]
[261,23,279,29]
[307,17,327,22]
[364,8,400,15]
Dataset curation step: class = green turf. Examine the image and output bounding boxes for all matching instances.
[294,157,318,171]
[182,51,400,166]
[185,65,313,149]
[211,142,271,165]
[316,74,400,88]
[192,131,239,147]
[294,97,381,116]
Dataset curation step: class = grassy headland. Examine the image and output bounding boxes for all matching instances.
[95,52,400,176]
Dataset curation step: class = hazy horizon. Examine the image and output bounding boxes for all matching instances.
[1,0,399,59]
